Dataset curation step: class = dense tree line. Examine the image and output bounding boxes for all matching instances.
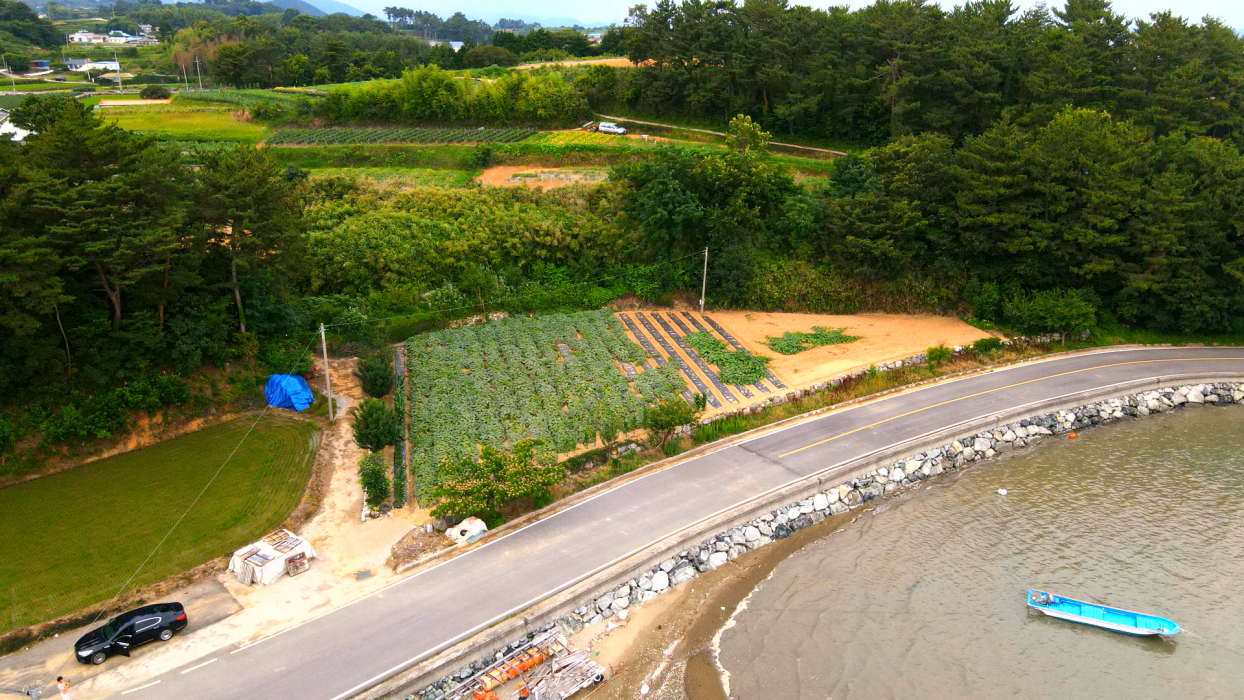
[167,11,433,86]
[379,7,493,43]
[0,0,62,49]
[596,0,1244,148]
[315,66,590,125]
[0,96,308,463]
[616,113,1244,334]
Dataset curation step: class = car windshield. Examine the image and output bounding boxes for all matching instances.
[100,618,120,638]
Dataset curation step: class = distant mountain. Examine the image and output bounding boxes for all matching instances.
[264,0,326,16]
[302,0,365,16]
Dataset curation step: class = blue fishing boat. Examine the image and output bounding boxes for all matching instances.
[1027,590,1180,636]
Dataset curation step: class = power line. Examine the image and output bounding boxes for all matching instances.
[322,251,708,331]
[41,337,320,693]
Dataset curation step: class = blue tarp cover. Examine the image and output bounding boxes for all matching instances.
[264,374,316,411]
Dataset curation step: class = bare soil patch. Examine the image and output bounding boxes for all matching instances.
[710,310,995,392]
[515,57,639,70]
[475,165,607,189]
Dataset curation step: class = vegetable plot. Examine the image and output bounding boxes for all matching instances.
[764,327,861,355]
[265,126,536,146]
[683,331,772,385]
[404,311,686,503]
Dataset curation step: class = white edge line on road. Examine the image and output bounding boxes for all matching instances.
[120,681,160,695]
[180,657,217,673]
[323,360,1243,700]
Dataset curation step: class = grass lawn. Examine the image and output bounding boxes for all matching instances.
[0,416,318,634]
[104,110,269,143]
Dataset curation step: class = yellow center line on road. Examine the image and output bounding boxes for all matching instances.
[777,356,1244,459]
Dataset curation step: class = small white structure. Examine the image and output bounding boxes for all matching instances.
[68,60,121,72]
[227,530,317,585]
[445,516,488,544]
[69,30,105,44]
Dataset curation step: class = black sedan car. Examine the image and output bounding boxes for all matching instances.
[75,603,188,664]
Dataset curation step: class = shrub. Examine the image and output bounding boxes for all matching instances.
[0,419,15,454]
[765,327,861,355]
[926,344,952,368]
[972,337,1003,353]
[643,396,702,444]
[964,278,1002,322]
[683,332,770,385]
[139,85,170,100]
[358,452,391,508]
[249,99,283,121]
[429,439,564,523]
[463,45,518,68]
[351,398,402,452]
[1004,290,1097,339]
[355,355,394,398]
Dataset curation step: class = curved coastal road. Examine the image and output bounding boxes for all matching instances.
[109,347,1244,699]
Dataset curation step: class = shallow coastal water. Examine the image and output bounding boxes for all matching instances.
[716,404,1244,700]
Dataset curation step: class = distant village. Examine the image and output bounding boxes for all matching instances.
[67,26,159,46]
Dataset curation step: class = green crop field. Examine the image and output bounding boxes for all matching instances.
[265,126,536,146]
[0,417,318,634]
[309,166,477,187]
[174,89,310,110]
[404,310,686,502]
[103,109,269,142]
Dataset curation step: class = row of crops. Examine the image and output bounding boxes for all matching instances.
[175,89,310,109]
[265,126,537,146]
[403,310,687,503]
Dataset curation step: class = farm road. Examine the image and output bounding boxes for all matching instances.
[594,114,849,156]
[102,346,1244,700]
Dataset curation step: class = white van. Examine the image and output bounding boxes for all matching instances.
[597,121,628,135]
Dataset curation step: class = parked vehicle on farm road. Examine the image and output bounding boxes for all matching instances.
[596,122,628,135]
[75,603,187,664]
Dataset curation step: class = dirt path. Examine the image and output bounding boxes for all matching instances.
[594,114,848,157]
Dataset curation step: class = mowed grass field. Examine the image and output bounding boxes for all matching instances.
[104,109,269,143]
[0,416,318,634]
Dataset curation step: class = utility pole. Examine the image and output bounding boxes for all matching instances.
[699,247,708,314]
[181,62,188,90]
[193,56,203,90]
[113,50,122,92]
[320,324,335,421]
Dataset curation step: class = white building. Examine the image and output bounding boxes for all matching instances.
[67,60,121,72]
[69,30,105,44]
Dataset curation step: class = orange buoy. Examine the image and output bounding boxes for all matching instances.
[1068,432,1077,440]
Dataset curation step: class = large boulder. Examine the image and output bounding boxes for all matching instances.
[650,570,670,592]
[670,564,697,586]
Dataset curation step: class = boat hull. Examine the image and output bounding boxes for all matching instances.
[1026,590,1180,637]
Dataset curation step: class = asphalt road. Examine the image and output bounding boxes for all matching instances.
[105,347,1244,699]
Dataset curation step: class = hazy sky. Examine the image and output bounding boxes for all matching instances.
[349,0,1242,31]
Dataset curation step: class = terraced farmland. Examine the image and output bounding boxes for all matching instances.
[266,126,536,146]
[403,310,685,502]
